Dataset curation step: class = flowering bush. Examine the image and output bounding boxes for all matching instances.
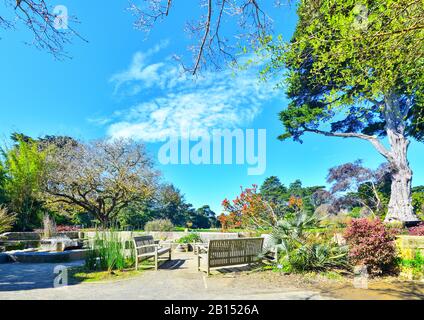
[221,184,278,230]
[344,218,397,276]
[408,223,424,236]
[56,225,79,232]
[217,212,242,230]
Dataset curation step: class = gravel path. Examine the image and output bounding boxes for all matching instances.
[0,252,329,300]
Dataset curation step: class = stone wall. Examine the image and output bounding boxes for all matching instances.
[82,231,240,242]
[0,231,80,241]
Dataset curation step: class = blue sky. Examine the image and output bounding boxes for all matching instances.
[0,1,423,214]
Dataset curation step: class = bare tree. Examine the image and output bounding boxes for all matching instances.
[128,0,287,74]
[43,139,160,227]
[0,0,86,57]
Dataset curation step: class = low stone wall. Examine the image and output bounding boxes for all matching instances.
[82,231,240,243]
[0,231,80,241]
[396,235,424,254]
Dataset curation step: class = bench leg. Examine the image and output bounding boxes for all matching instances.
[169,250,171,261]
[155,252,159,271]
[197,254,200,271]
[207,266,210,276]
[135,257,138,271]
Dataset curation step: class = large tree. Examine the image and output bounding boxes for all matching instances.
[44,139,159,227]
[261,0,423,223]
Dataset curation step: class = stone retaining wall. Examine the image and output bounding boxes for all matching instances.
[396,235,424,254]
[82,231,240,242]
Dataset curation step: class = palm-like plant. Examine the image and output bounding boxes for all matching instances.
[271,211,348,273]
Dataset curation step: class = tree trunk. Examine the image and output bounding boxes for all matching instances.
[384,94,419,223]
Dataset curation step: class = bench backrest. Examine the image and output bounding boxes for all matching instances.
[133,235,155,255]
[208,237,264,268]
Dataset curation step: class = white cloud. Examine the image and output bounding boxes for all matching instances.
[104,42,282,142]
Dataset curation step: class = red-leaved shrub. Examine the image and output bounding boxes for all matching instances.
[408,223,424,236]
[344,218,397,276]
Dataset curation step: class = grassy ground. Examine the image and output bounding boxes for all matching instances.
[68,266,143,284]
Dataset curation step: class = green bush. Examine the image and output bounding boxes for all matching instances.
[177,233,201,244]
[144,219,174,232]
[85,231,134,272]
[400,251,424,280]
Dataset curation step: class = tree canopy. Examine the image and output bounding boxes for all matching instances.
[260,0,423,222]
[43,139,159,227]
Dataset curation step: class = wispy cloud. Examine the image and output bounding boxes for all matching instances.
[102,41,282,142]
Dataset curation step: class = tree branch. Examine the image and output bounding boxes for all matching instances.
[302,127,394,162]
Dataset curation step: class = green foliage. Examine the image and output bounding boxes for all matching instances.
[1,137,48,230]
[117,201,156,230]
[272,211,348,273]
[412,187,424,220]
[260,0,423,142]
[258,176,325,216]
[0,205,17,234]
[85,232,134,272]
[400,251,424,280]
[191,205,217,229]
[177,233,201,244]
[144,219,174,232]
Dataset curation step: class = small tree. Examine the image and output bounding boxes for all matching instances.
[44,139,159,228]
[327,161,391,216]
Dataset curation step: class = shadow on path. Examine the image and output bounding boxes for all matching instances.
[0,261,83,292]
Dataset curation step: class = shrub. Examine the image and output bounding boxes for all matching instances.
[0,205,16,234]
[399,251,424,280]
[144,219,174,232]
[408,223,424,236]
[344,218,397,276]
[177,233,201,244]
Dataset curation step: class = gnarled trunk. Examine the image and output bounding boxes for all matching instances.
[384,94,419,223]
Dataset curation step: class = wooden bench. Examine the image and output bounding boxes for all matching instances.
[197,237,264,275]
[133,235,172,270]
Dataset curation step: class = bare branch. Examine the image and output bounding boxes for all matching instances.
[302,127,394,162]
[1,0,86,58]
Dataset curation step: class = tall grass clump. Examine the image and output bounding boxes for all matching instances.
[85,231,134,273]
